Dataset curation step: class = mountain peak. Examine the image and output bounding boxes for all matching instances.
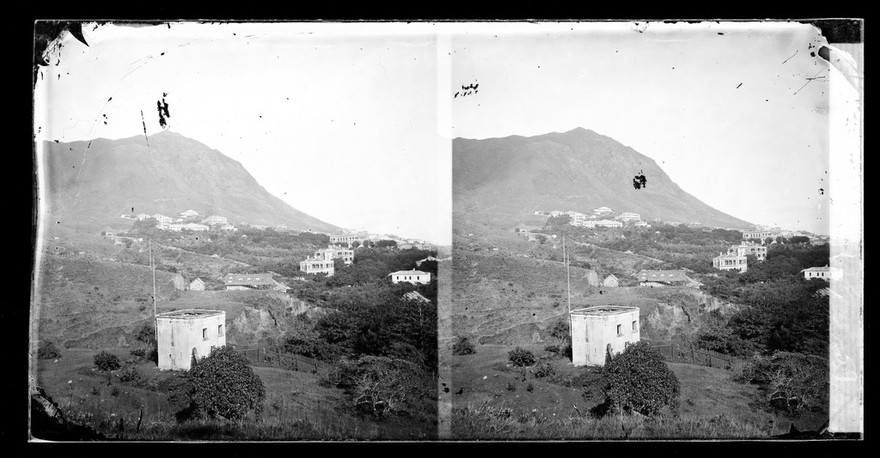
[453,129,752,230]
[43,133,340,232]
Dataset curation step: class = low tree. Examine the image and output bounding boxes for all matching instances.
[186,346,265,421]
[37,340,61,360]
[594,342,680,417]
[93,351,121,372]
[452,337,476,355]
[508,347,536,367]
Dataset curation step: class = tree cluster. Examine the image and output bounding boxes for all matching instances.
[592,342,680,417]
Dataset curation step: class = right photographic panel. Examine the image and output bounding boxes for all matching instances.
[447,20,863,440]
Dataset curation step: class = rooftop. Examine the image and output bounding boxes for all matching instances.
[224,273,276,286]
[570,306,639,317]
[636,270,689,282]
[157,309,224,319]
[390,270,430,276]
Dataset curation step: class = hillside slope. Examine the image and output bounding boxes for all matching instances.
[453,127,752,230]
[42,130,338,232]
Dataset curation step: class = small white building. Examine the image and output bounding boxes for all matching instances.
[180,210,200,218]
[390,270,432,285]
[156,309,226,371]
[570,306,640,367]
[223,273,280,290]
[203,215,228,226]
[742,230,775,240]
[329,234,359,246]
[616,212,641,222]
[189,278,205,291]
[602,274,619,288]
[729,242,767,261]
[183,223,210,232]
[802,265,843,281]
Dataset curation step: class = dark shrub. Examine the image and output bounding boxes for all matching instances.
[507,382,516,392]
[110,386,120,397]
[118,366,142,384]
[452,337,476,355]
[549,320,569,341]
[508,347,536,367]
[599,342,680,417]
[188,346,266,421]
[544,344,560,355]
[93,351,121,372]
[532,361,556,378]
[526,383,534,392]
[38,340,61,359]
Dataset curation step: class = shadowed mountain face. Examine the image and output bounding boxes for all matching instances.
[41,130,339,232]
[453,127,752,230]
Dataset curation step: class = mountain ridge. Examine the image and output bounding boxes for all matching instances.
[41,130,340,233]
[453,127,752,230]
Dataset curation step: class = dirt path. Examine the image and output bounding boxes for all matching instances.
[573,241,665,263]
[155,243,250,267]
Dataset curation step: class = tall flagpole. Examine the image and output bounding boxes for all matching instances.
[150,239,158,343]
[564,235,572,333]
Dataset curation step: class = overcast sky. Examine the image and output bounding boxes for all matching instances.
[451,21,833,235]
[34,22,451,244]
[36,21,839,240]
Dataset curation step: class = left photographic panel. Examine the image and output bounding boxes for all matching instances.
[31,21,450,441]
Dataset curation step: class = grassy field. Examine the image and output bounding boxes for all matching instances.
[452,247,711,345]
[34,347,436,440]
[448,343,820,439]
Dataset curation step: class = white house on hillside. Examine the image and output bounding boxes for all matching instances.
[802,266,843,281]
[157,309,226,371]
[570,306,640,367]
[189,278,205,291]
[203,215,228,226]
[390,270,431,285]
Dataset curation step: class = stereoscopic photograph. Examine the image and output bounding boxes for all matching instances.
[29,19,862,443]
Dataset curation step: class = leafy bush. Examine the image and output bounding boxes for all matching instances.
[38,340,61,359]
[187,346,266,421]
[549,320,569,341]
[118,366,142,384]
[532,361,556,378]
[110,386,120,397]
[507,382,516,392]
[508,347,536,367]
[526,383,534,392]
[93,351,121,372]
[452,337,476,355]
[544,344,560,355]
[596,342,680,417]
